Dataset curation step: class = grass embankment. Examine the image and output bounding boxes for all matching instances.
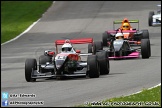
[75,85,161,107]
[1,1,53,44]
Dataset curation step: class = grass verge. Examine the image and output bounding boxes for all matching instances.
[1,1,53,44]
[75,85,161,107]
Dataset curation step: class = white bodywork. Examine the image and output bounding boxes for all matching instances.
[152,5,161,26]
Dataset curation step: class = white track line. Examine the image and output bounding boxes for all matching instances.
[125,83,161,96]
[1,19,40,46]
[1,1,56,46]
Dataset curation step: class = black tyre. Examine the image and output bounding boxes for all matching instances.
[39,55,52,73]
[148,11,154,26]
[25,58,37,82]
[88,43,92,53]
[102,31,108,46]
[141,39,150,59]
[93,41,103,54]
[148,39,151,57]
[87,55,100,78]
[141,30,149,39]
[96,51,110,75]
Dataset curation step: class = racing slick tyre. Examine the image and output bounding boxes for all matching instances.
[103,31,111,47]
[87,55,100,78]
[96,51,110,75]
[93,41,103,54]
[148,39,151,57]
[88,43,93,53]
[141,30,149,39]
[25,58,37,82]
[141,39,150,59]
[148,11,154,26]
[102,31,108,46]
[39,55,52,73]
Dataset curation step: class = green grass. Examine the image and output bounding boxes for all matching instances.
[1,1,53,44]
[75,85,161,107]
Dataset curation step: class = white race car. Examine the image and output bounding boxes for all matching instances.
[25,38,109,82]
[148,5,161,26]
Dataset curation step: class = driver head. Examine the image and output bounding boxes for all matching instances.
[122,23,130,30]
[115,33,124,39]
[62,43,72,52]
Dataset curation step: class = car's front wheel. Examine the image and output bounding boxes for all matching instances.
[25,58,37,82]
[148,11,154,26]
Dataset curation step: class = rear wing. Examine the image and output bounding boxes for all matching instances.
[55,38,93,54]
[113,20,139,30]
[55,38,93,45]
[113,20,139,24]
[107,30,137,33]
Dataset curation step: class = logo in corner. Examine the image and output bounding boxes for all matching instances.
[2,100,8,106]
[2,92,8,99]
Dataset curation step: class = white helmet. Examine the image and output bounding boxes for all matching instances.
[115,33,124,39]
[62,43,72,52]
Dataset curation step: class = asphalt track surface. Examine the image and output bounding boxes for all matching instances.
[1,1,161,107]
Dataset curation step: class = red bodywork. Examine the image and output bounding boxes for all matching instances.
[55,38,93,45]
[56,53,80,61]
[108,18,141,45]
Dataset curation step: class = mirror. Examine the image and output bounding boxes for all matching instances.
[76,50,81,53]
[48,51,55,55]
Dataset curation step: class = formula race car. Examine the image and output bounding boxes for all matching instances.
[102,18,150,46]
[25,38,109,82]
[148,5,161,26]
[101,33,151,60]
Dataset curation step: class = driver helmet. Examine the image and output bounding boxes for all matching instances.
[62,43,72,52]
[122,23,130,30]
[115,33,124,39]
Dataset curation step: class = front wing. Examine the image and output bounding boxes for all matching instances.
[108,51,140,60]
[31,70,87,79]
[30,61,88,79]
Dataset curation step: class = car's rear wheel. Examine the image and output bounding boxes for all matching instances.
[25,58,37,82]
[148,39,151,57]
[141,39,150,59]
[87,55,100,78]
[93,41,103,54]
[96,51,110,75]
[148,11,154,26]
[141,30,149,39]
[88,43,92,53]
